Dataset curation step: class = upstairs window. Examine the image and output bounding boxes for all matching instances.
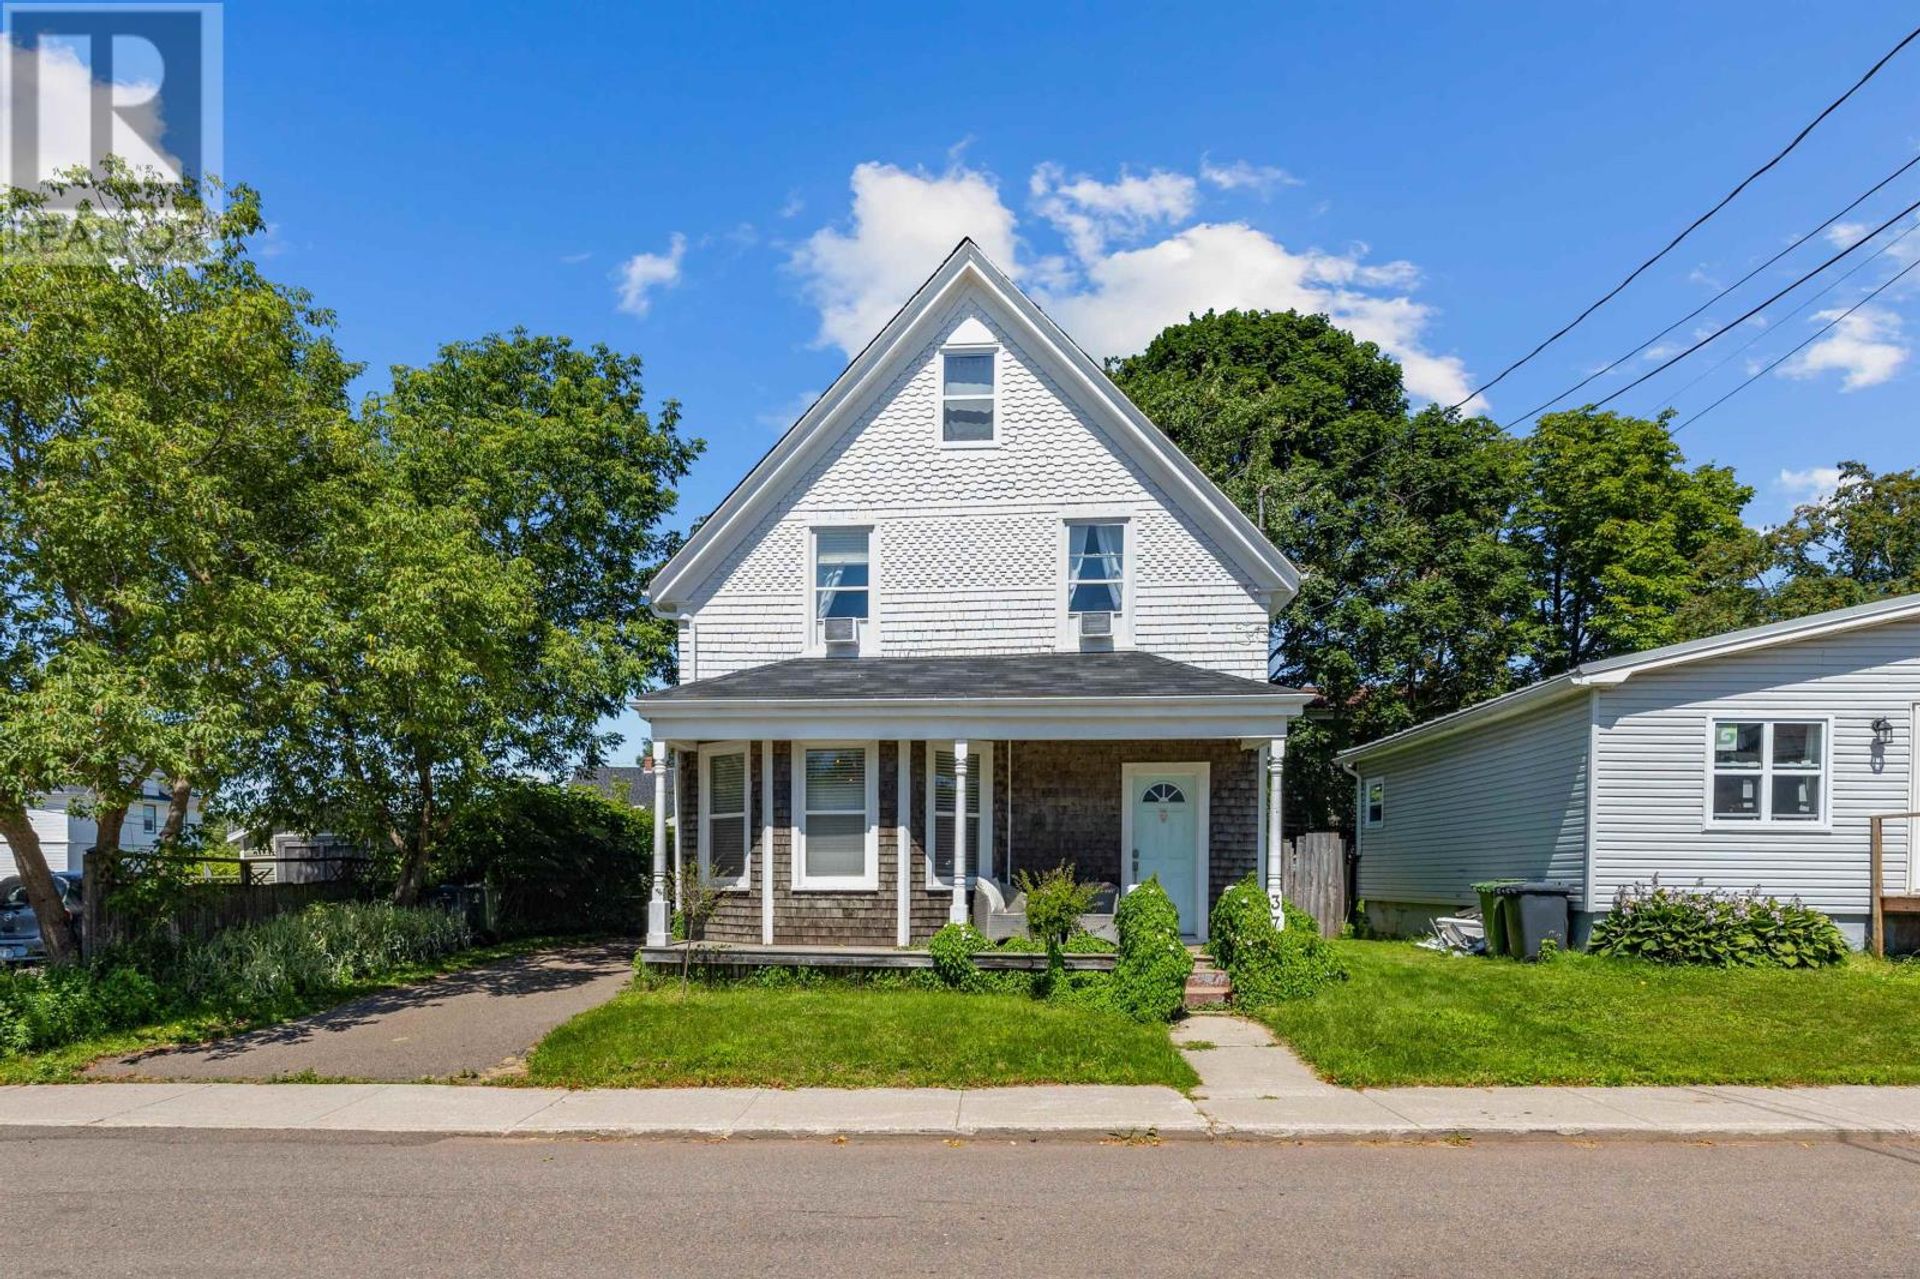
[940,350,996,444]
[1710,720,1825,823]
[813,527,870,647]
[1066,522,1125,615]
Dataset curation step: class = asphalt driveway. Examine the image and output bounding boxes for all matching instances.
[88,941,634,1083]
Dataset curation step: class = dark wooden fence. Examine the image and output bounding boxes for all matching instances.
[81,853,375,960]
[1279,831,1350,938]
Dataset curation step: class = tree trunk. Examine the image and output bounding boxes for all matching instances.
[159,778,192,843]
[390,761,435,907]
[94,802,128,865]
[0,804,77,964]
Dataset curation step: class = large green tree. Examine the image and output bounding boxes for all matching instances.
[1512,409,1752,676]
[242,333,700,904]
[0,164,356,958]
[1112,310,1531,826]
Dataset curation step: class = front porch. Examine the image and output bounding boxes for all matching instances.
[633,653,1311,949]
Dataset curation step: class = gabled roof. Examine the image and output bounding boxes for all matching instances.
[646,239,1301,611]
[1337,591,1920,765]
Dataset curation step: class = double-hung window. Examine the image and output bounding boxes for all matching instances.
[813,527,870,648]
[700,744,749,888]
[142,804,157,835]
[1709,720,1826,823]
[793,743,878,889]
[940,349,996,444]
[927,743,994,887]
[1067,522,1125,615]
[1363,778,1385,827]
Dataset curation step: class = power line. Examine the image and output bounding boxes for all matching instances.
[1449,22,1920,411]
[1500,150,1920,429]
[1672,253,1920,435]
[1585,193,1920,411]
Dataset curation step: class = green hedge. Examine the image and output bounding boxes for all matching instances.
[1109,878,1192,1023]
[1208,875,1347,1007]
[1589,881,1847,968]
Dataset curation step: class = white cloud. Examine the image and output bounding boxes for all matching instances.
[789,161,1019,355]
[1199,157,1302,194]
[1775,465,1843,501]
[789,160,1477,407]
[1777,305,1908,390]
[1030,163,1198,261]
[614,233,686,317]
[1,36,178,187]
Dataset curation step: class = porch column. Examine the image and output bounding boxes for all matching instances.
[949,740,970,925]
[760,739,775,945]
[1266,736,1287,930]
[896,738,911,947]
[646,739,669,946]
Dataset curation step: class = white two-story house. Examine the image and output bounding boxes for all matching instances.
[635,241,1309,947]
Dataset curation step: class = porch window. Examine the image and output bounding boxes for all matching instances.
[794,742,878,889]
[700,744,749,888]
[1709,720,1825,823]
[927,742,994,887]
[940,349,996,444]
[1067,522,1125,615]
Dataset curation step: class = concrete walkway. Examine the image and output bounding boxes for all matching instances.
[87,941,635,1083]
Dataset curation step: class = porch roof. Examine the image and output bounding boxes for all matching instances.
[636,653,1308,742]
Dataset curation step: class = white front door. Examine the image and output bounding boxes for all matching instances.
[1125,766,1208,936]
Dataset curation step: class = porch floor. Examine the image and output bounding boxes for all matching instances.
[638,942,1115,972]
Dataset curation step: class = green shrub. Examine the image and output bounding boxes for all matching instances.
[929,922,990,990]
[1109,878,1191,1023]
[0,965,163,1055]
[434,780,653,936]
[1208,876,1348,1008]
[1589,880,1847,968]
[1016,863,1100,948]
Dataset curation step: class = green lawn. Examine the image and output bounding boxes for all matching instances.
[525,985,1199,1089]
[1258,939,1920,1087]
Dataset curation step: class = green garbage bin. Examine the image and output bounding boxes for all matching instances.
[1473,880,1519,957]
[1490,881,1573,960]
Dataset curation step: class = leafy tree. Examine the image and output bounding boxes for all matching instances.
[1112,310,1530,826]
[0,163,355,959]
[1770,461,1920,612]
[1512,409,1751,675]
[241,333,700,904]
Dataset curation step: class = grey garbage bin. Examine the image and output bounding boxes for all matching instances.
[1489,882,1572,960]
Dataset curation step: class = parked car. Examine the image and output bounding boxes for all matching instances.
[0,872,83,963]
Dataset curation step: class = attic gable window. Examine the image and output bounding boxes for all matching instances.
[1067,522,1125,615]
[940,349,996,445]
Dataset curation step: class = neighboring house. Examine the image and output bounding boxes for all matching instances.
[1338,594,1920,949]
[0,778,204,879]
[635,240,1309,947]
[226,828,365,883]
[573,760,677,821]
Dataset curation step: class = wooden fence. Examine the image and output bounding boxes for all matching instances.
[81,853,374,960]
[1279,831,1350,938]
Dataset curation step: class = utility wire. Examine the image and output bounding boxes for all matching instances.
[1672,254,1920,435]
[1501,150,1920,429]
[1449,22,1920,411]
[1585,194,1920,411]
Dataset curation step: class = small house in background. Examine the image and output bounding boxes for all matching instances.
[1338,593,1920,950]
[573,757,676,821]
[0,778,203,879]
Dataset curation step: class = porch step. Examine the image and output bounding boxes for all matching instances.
[1184,960,1232,1010]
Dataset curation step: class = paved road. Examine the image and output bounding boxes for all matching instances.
[87,941,633,1082]
[7,1129,1920,1276]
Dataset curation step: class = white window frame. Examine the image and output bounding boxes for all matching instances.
[141,803,157,835]
[698,742,751,890]
[790,739,881,891]
[1363,777,1385,828]
[1056,513,1135,649]
[806,523,877,656]
[936,344,999,448]
[925,741,995,890]
[1702,716,1832,830]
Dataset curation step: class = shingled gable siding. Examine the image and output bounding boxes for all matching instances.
[680,296,1270,682]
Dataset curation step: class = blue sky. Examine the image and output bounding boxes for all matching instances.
[47,2,1920,760]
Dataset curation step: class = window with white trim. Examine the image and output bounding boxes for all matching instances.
[940,349,995,444]
[700,745,749,888]
[142,803,157,835]
[795,744,876,888]
[1066,522,1124,616]
[812,527,870,648]
[1710,720,1825,822]
[1363,778,1385,827]
[927,743,994,887]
